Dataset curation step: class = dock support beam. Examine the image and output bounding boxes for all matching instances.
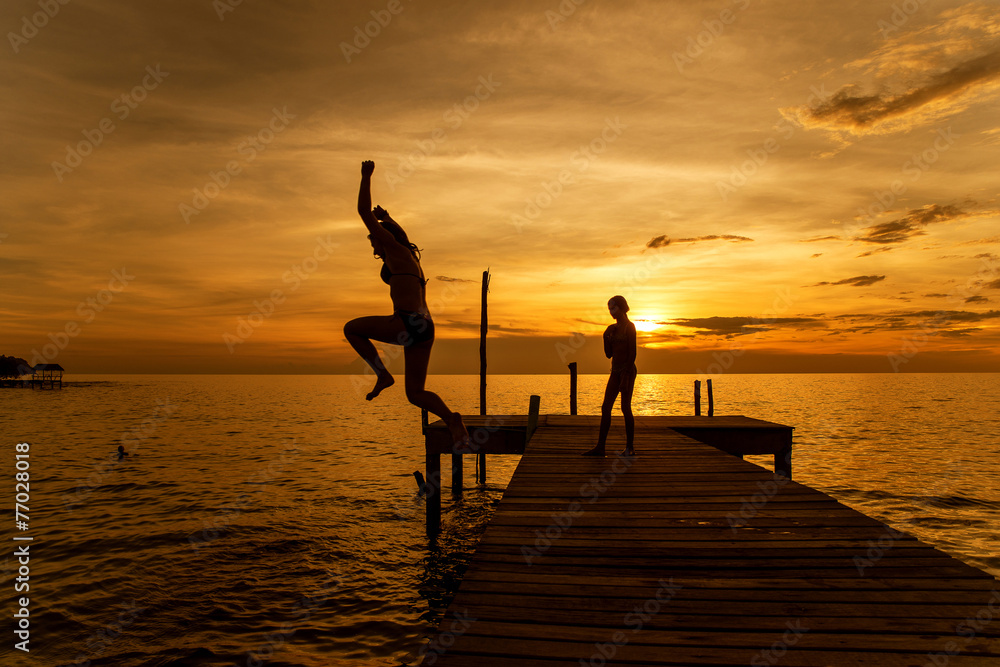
[452,452,462,494]
[776,445,792,480]
[425,447,440,537]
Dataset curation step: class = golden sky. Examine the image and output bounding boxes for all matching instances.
[2,0,999,374]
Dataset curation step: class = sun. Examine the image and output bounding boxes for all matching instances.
[633,319,663,333]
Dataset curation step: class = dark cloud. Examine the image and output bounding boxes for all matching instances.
[965,295,990,303]
[669,316,819,335]
[857,247,894,257]
[986,279,1000,290]
[645,234,752,249]
[810,253,822,258]
[904,310,1000,323]
[923,293,949,298]
[939,328,981,337]
[800,235,840,242]
[813,275,886,287]
[435,275,476,283]
[800,50,1000,131]
[856,204,968,244]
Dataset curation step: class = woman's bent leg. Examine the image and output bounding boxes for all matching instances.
[344,315,406,400]
[403,343,470,446]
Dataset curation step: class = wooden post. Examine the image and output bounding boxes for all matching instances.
[694,380,701,416]
[568,362,578,416]
[452,451,462,495]
[527,395,540,443]
[775,447,792,480]
[479,269,490,484]
[707,379,714,417]
[426,448,440,537]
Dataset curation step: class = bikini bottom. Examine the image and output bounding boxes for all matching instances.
[394,310,435,347]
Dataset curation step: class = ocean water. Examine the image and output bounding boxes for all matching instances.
[1,373,999,666]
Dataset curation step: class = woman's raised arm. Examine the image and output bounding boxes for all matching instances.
[358,161,395,245]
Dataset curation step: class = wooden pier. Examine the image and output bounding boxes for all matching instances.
[419,414,1000,666]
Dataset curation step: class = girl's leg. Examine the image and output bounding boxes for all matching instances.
[344,315,407,400]
[583,372,621,456]
[620,365,637,453]
[403,343,469,446]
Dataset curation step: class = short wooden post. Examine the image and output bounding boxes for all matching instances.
[426,448,440,537]
[694,380,701,416]
[452,451,462,495]
[707,379,714,417]
[568,362,578,415]
[527,395,540,443]
[776,445,792,480]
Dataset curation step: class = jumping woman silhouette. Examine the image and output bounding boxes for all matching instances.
[344,160,470,447]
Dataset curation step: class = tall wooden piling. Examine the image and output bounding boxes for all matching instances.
[568,362,578,415]
[707,377,714,417]
[694,379,701,416]
[478,269,490,484]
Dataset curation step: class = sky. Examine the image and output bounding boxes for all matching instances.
[2,0,999,375]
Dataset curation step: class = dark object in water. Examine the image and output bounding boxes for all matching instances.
[413,470,426,496]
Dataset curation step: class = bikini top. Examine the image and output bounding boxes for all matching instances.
[381,262,428,287]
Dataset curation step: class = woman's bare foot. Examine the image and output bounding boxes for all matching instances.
[620,447,637,457]
[582,446,606,456]
[447,412,471,449]
[366,373,395,401]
